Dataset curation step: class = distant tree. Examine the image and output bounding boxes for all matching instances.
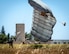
[25,32,39,41]
[1,26,5,35]
[25,32,28,38]
[25,32,32,40]
[7,33,10,42]
[0,34,7,43]
[0,26,8,43]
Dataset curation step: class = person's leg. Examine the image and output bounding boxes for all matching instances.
[12,44,13,48]
[9,44,10,48]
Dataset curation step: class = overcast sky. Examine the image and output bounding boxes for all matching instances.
[0,0,69,40]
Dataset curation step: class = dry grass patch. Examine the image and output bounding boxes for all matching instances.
[0,44,69,54]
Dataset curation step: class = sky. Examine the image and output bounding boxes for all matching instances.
[0,0,69,40]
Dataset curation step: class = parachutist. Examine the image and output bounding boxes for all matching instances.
[62,22,66,26]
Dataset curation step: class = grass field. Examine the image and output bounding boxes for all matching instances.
[0,44,69,54]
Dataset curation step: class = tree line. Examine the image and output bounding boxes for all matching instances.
[0,26,15,44]
[0,26,39,44]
